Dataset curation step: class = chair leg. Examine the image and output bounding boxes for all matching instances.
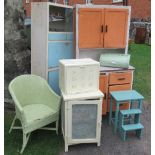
[20,132,31,154]
[56,120,59,135]
[9,115,17,133]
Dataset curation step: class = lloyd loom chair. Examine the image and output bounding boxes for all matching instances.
[8,75,61,154]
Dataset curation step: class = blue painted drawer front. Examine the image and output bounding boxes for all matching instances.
[48,33,73,41]
[48,42,73,67]
[48,70,60,95]
[48,33,66,41]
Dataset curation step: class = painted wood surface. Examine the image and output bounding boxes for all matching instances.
[31,3,48,79]
[59,59,99,95]
[78,8,103,48]
[48,70,60,95]
[48,41,73,67]
[104,8,129,48]
[48,33,67,41]
[48,33,73,41]
[62,90,103,101]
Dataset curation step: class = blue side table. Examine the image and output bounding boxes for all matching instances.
[109,90,144,133]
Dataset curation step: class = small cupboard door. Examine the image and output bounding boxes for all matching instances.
[48,41,73,68]
[78,8,103,48]
[104,9,129,48]
[67,99,101,142]
[99,74,108,115]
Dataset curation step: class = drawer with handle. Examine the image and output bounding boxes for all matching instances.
[109,71,132,85]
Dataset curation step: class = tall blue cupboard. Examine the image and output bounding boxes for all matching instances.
[31,2,74,95]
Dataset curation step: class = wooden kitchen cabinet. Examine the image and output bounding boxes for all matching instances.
[78,8,129,49]
[99,69,134,115]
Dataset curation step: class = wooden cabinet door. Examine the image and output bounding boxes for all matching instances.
[104,9,129,48]
[99,74,108,115]
[78,9,103,48]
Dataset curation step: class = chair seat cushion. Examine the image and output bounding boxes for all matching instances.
[23,104,56,125]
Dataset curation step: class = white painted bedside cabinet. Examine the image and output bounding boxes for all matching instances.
[61,91,104,152]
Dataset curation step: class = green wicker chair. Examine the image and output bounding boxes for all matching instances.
[8,74,61,154]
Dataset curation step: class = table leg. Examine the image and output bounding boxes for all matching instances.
[130,100,133,109]
[109,97,113,125]
[129,100,133,123]
[114,102,119,134]
[138,100,142,110]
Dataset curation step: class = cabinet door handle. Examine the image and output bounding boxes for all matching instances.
[105,25,108,32]
[101,25,104,33]
[118,78,126,81]
[104,93,106,100]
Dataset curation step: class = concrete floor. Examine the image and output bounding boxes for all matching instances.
[60,102,151,155]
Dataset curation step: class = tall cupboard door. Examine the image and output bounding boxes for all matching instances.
[99,74,108,115]
[104,9,129,48]
[78,9,103,48]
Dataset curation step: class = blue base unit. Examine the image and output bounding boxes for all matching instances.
[48,70,60,95]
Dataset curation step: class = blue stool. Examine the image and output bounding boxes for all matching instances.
[109,90,144,134]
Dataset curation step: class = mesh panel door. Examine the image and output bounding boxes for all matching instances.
[72,104,97,139]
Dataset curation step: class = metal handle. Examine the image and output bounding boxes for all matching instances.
[105,25,108,32]
[104,93,106,100]
[118,78,126,81]
[101,25,104,33]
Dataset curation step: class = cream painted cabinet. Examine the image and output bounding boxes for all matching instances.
[61,92,103,152]
[59,58,100,94]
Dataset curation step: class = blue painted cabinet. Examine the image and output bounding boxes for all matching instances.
[31,3,73,95]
